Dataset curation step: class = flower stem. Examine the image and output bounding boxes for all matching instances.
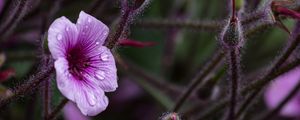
[227,48,240,120]
[105,3,132,49]
[172,51,224,112]
[105,0,152,49]
[135,19,222,31]
[0,60,54,108]
[47,98,68,120]
[43,78,51,120]
[231,0,236,22]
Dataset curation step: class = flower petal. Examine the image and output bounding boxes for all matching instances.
[92,46,118,92]
[76,11,109,46]
[264,67,300,117]
[48,16,78,59]
[75,86,109,116]
[54,57,78,101]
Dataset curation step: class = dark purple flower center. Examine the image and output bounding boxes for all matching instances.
[67,46,90,81]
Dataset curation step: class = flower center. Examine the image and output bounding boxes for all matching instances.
[67,47,90,81]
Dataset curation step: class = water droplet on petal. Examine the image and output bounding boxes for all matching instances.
[86,92,96,106]
[56,34,62,40]
[103,31,108,36]
[59,81,65,87]
[87,18,92,23]
[95,71,105,80]
[100,53,109,61]
[96,42,99,45]
[66,26,70,31]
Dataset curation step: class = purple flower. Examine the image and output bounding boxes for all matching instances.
[264,67,300,117]
[63,102,91,120]
[48,11,118,116]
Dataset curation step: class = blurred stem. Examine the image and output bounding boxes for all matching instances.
[182,67,226,117]
[0,57,54,108]
[115,54,183,98]
[40,0,62,35]
[0,0,12,18]
[196,59,300,120]
[172,51,224,112]
[43,78,51,120]
[161,0,185,77]
[26,93,37,120]
[134,10,269,31]
[257,78,300,120]
[231,0,236,21]
[86,0,105,15]
[135,19,222,31]
[6,51,36,61]
[131,76,175,109]
[47,98,68,120]
[0,0,31,41]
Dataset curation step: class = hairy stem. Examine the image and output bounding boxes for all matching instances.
[227,48,240,120]
[172,51,224,112]
[43,78,51,120]
[0,59,54,108]
[134,19,222,31]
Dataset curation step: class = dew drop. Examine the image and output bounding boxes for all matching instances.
[95,71,105,80]
[96,42,100,45]
[56,34,62,40]
[87,18,92,23]
[100,53,109,61]
[66,27,70,31]
[59,81,65,87]
[86,92,96,106]
[103,31,108,36]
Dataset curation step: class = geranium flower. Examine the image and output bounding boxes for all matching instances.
[264,67,300,117]
[48,11,118,116]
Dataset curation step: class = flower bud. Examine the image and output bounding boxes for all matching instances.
[221,18,243,48]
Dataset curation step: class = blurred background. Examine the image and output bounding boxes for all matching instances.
[0,0,297,120]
